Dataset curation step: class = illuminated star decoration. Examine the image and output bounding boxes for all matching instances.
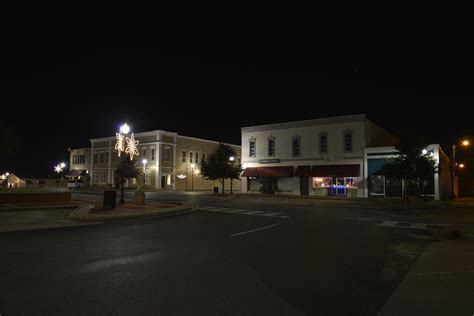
[115,132,125,157]
[125,133,139,160]
[54,164,63,173]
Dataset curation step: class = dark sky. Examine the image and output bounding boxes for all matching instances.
[2,33,474,177]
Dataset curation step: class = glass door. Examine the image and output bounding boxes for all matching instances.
[335,178,346,195]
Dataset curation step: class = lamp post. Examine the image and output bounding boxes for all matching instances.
[452,139,470,199]
[142,159,147,190]
[191,163,195,190]
[229,156,235,194]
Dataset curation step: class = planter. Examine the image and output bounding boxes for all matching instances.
[134,192,145,205]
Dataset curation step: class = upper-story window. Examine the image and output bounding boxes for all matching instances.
[151,148,155,161]
[100,152,104,163]
[142,148,146,158]
[93,152,98,164]
[202,153,206,163]
[268,136,275,157]
[105,152,109,163]
[164,146,171,161]
[182,151,186,163]
[292,136,301,157]
[195,153,199,165]
[249,138,256,157]
[189,151,193,163]
[343,130,353,153]
[319,132,328,154]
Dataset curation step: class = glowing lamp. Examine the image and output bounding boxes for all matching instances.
[120,123,130,134]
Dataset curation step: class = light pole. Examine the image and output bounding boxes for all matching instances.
[452,139,470,199]
[142,159,147,190]
[229,156,235,194]
[191,163,195,190]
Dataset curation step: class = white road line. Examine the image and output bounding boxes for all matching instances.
[199,207,290,219]
[230,223,282,237]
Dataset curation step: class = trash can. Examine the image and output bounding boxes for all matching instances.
[213,187,219,195]
[103,190,116,209]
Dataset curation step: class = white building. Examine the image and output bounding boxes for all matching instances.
[241,114,398,197]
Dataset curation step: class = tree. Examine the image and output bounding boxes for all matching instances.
[381,138,437,204]
[115,155,140,203]
[200,143,242,194]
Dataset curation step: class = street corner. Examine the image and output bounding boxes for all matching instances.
[67,201,197,222]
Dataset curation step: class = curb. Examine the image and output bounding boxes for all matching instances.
[67,204,196,222]
[0,204,81,212]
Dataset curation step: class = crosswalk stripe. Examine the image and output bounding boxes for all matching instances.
[199,207,290,219]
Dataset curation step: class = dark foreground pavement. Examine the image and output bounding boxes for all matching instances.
[0,196,442,315]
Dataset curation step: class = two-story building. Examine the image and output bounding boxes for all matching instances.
[69,130,241,191]
[241,114,398,197]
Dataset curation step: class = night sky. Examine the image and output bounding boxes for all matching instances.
[2,40,474,178]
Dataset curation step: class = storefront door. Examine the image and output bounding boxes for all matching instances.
[300,177,309,196]
[332,177,346,195]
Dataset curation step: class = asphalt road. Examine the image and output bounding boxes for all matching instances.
[0,191,438,315]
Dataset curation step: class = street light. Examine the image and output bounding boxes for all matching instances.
[120,123,130,135]
[459,163,465,169]
[191,163,195,190]
[142,159,147,189]
[229,156,235,194]
[452,139,470,199]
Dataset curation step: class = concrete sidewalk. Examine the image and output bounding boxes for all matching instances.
[378,239,474,315]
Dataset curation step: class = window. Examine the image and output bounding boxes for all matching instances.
[238,157,241,164]
[313,177,332,188]
[182,151,186,163]
[101,171,106,183]
[164,146,171,161]
[93,153,98,164]
[268,138,275,157]
[319,133,328,154]
[93,171,98,183]
[100,153,104,163]
[145,170,151,185]
[249,138,256,157]
[81,155,85,164]
[151,148,155,161]
[345,177,357,188]
[142,148,146,158]
[343,130,353,153]
[189,152,193,163]
[105,152,109,163]
[292,136,300,157]
[195,153,199,165]
[202,153,206,162]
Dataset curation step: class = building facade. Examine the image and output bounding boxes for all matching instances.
[69,130,241,191]
[241,114,398,197]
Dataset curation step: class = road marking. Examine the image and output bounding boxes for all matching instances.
[200,206,290,218]
[348,217,450,230]
[230,223,282,237]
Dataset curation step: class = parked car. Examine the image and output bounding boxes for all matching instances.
[67,180,87,189]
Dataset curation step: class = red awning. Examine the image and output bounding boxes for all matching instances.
[66,169,87,177]
[242,166,294,178]
[311,164,360,177]
[295,166,311,177]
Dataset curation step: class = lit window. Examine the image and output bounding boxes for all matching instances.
[313,177,332,188]
[345,177,357,188]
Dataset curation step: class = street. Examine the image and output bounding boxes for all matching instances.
[0,191,443,315]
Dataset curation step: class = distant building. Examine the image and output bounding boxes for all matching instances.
[69,130,241,191]
[241,114,397,197]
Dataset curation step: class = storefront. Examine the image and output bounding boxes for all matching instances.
[242,166,294,194]
[310,164,360,197]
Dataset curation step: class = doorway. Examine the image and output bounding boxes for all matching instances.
[161,175,166,189]
[331,177,346,195]
[300,177,309,195]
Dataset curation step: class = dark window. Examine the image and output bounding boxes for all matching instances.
[195,153,199,164]
[182,151,186,163]
[320,134,328,154]
[105,152,109,163]
[344,132,353,153]
[268,139,275,157]
[249,140,256,157]
[164,147,171,161]
[151,148,155,161]
[292,137,300,157]
[93,153,97,164]
[202,153,206,162]
[189,152,193,163]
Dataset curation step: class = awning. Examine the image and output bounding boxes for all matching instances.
[311,164,360,177]
[242,166,294,178]
[66,169,87,177]
[295,166,311,177]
